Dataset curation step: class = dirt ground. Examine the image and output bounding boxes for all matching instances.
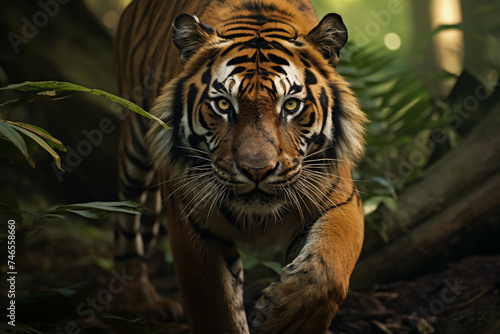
[3,219,499,333]
[331,254,500,334]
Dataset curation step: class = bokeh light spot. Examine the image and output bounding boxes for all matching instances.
[384,32,402,51]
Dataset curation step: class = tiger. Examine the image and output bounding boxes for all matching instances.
[112,0,367,333]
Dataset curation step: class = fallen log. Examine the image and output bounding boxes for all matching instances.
[351,102,500,288]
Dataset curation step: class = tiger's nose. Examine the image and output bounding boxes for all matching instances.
[240,164,277,182]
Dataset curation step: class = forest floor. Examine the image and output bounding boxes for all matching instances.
[1,218,499,334]
[331,254,500,334]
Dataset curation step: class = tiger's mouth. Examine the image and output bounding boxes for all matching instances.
[230,188,278,204]
[225,188,287,219]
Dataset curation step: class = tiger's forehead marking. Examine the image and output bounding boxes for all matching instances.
[208,17,308,103]
[212,55,304,104]
[218,17,299,42]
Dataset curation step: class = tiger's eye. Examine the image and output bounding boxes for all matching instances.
[217,98,231,111]
[284,99,299,112]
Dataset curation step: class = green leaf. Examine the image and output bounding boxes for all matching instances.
[48,201,143,220]
[241,252,260,270]
[370,176,392,189]
[60,208,109,219]
[52,283,85,298]
[261,261,283,276]
[8,122,63,170]
[363,196,398,216]
[0,81,170,129]
[64,201,143,213]
[7,121,66,152]
[0,120,34,167]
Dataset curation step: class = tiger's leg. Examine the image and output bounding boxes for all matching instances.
[253,188,364,333]
[139,181,161,256]
[164,194,249,333]
[112,115,183,321]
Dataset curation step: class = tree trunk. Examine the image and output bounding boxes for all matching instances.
[461,0,500,88]
[351,101,500,289]
[411,0,464,98]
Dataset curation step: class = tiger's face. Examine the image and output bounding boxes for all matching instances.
[148,13,366,222]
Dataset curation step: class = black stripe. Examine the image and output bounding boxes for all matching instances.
[271,65,287,75]
[227,54,255,66]
[261,27,290,34]
[220,41,247,57]
[330,84,344,159]
[141,232,155,244]
[226,253,241,268]
[325,185,357,211]
[322,174,340,199]
[130,129,148,157]
[239,2,278,12]
[189,217,235,247]
[229,266,243,286]
[212,80,228,95]
[171,76,188,161]
[356,188,362,207]
[121,160,146,186]
[269,41,294,56]
[221,33,255,39]
[225,252,243,285]
[301,110,316,128]
[289,83,303,95]
[229,66,246,76]
[119,181,144,199]
[266,34,292,40]
[305,68,317,85]
[299,52,311,68]
[226,26,259,33]
[224,19,266,26]
[260,83,275,97]
[125,146,152,170]
[319,87,329,136]
[119,225,137,240]
[140,213,157,227]
[267,53,290,66]
[286,222,315,263]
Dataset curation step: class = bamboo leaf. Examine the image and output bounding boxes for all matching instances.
[0,81,170,129]
[0,120,34,167]
[9,123,63,170]
[59,208,109,219]
[6,121,66,152]
[48,201,143,220]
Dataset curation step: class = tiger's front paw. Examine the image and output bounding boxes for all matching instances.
[252,255,347,334]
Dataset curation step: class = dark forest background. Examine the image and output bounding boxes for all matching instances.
[0,0,499,333]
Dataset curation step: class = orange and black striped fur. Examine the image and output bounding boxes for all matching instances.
[113,0,366,332]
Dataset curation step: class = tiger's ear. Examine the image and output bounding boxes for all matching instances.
[306,13,347,67]
[173,13,215,63]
